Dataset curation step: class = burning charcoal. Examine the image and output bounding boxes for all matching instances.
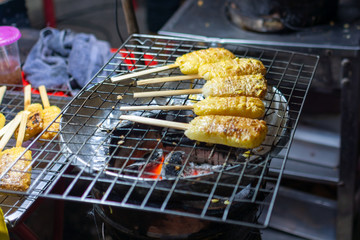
[182,162,223,177]
[161,151,185,177]
[123,149,164,179]
[108,114,164,170]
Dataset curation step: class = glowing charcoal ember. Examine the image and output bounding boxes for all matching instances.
[124,149,164,179]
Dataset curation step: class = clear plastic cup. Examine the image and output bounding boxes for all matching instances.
[0,26,22,85]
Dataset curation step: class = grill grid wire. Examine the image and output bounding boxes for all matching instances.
[0,85,72,226]
[0,34,318,229]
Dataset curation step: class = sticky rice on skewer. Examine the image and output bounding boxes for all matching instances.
[119,115,268,149]
[136,57,266,86]
[111,47,235,82]
[120,96,265,119]
[38,85,62,140]
[133,74,268,100]
[0,111,32,191]
[14,85,44,141]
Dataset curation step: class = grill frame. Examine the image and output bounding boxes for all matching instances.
[0,34,319,229]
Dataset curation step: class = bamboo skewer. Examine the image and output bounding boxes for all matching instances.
[111,64,178,83]
[133,89,202,98]
[119,114,268,149]
[24,85,32,110]
[0,113,22,151]
[0,86,6,105]
[39,85,50,108]
[136,74,199,86]
[15,111,30,148]
[120,105,193,111]
[120,115,189,130]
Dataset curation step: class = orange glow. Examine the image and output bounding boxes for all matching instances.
[141,155,165,179]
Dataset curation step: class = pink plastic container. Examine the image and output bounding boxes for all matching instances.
[0,26,22,85]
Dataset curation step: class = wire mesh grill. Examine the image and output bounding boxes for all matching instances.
[0,34,319,229]
[0,85,71,226]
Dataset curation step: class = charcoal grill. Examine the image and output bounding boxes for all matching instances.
[0,35,319,237]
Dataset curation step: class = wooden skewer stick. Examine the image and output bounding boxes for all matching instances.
[0,86,6,105]
[0,119,14,138]
[133,89,202,98]
[120,115,188,130]
[39,85,50,108]
[111,64,178,83]
[16,111,30,148]
[0,113,22,151]
[24,85,32,110]
[120,105,193,111]
[136,74,199,86]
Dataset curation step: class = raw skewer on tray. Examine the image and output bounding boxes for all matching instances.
[38,85,62,140]
[136,57,267,86]
[0,110,32,191]
[119,115,267,149]
[14,85,44,141]
[120,96,265,119]
[111,47,236,82]
[134,74,268,99]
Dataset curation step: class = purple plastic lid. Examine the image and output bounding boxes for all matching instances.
[0,26,21,46]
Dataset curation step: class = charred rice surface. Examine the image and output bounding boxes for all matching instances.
[185,115,267,149]
[0,147,32,191]
[175,48,235,75]
[198,57,266,80]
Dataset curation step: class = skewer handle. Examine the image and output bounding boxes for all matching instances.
[136,74,199,86]
[120,105,194,111]
[0,86,6,105]
[0,119,14,138]
[0,113,22,151]
[24,85,31,110]
[16,111,30,148]
[120,115,189,130]
[133,88,203,98]
[111,64,178,82]
[39,85,50,108]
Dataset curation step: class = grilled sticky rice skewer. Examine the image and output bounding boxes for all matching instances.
[119,115,267,149]
[136,57,266,86]
[134,74,268,99]
[120,96,265,119]
[111,47,235,82]
[38,85,62,140]
[0,111,32,191]
[14,85,44,141]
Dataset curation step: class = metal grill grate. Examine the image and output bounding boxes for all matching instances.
[0,85,71,227]
[0,35,319,228]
